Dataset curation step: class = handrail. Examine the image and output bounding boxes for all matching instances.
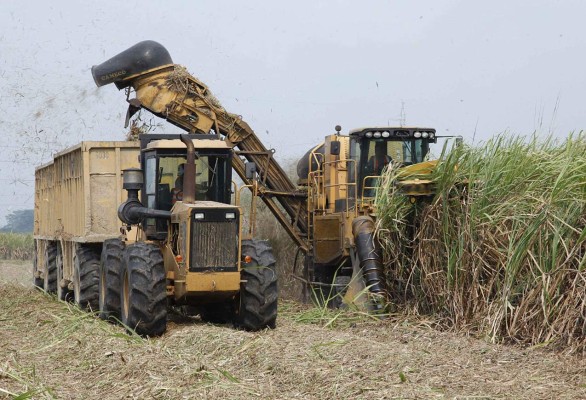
[306,152,358,229]
[361,175,381,205]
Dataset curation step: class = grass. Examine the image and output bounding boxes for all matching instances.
[375,132,586,352]
[0,232,33,260]
[2,284,585,399]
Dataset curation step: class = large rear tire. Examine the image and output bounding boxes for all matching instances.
[99,239,125,320]
[43,242,58,294]
[73,246,100,310]
[120,243,167,337]
[236,239,278,331]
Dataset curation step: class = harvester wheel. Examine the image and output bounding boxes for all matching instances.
[56,245,72,301]
[99,239,125,320]
[120,243,167,337]
[236,239,278,331]
[32,241,43,289]
[73,246,100,310]
[43,242,58,294]
[330,276,351,310]
[200,302,234,324]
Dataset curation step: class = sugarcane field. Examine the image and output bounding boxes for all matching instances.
[1,2,586,399]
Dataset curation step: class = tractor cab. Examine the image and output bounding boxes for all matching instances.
[348,127,436,201]
[138,134,233,239]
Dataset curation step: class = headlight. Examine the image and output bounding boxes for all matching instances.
[422,132,429,138]
[225,212,236,219]
[373,131,381,138]
[429,132,435,139]
[194,213,205,220]
[365,132,373,138]
[413,131,422,138]
[382,131,390,138]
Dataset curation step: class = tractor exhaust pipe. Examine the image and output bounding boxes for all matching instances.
[180,135,196,204]
[118,168,171,225]
[352,216,386,295]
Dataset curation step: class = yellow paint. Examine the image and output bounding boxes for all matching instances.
[185,271,241,292]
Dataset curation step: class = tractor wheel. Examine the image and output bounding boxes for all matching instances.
[56,245,72,301]
[120,243,167,337]
[32,241,43,289]
[99,239,125,320]
[200,302,234,324]
[73,246,100,310]
[43,242,58,294]
[236,239,278,331]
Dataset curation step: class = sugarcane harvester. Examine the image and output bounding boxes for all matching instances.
[93,40,436,313]
[297,126,438,309]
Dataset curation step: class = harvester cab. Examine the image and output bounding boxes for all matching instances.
[349,127,437,206]
[298,126,438,310]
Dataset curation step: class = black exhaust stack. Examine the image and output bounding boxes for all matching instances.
[91,40,173,89]
[118,168,171,225]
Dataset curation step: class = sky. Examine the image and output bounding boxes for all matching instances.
[0,0,585,225]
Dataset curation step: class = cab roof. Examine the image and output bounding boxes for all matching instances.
[146,138,233,150]
[348,126,435,135]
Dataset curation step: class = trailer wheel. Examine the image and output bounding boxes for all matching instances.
[120,243,167,337]
[200,302,234,324]
[99,239,125,320]
[73,246,100,310]
[32,241,43,289]
[43,242,58,294]
[56,245,72,301]
[236,239,278,331]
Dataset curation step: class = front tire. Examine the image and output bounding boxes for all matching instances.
[120,243,167,337]
[73,246,100,310]
[99,239,125,320]
[236,239,278,331]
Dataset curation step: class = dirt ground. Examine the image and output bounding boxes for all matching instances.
[1,261,585,399]
[0,260,31,287]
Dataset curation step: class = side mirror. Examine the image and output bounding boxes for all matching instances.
[330,141,341,156]
[245,162,257,180]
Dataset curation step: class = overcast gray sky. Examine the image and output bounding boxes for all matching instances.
[1,0,584,225]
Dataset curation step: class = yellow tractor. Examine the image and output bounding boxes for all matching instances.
[108,134,278,336]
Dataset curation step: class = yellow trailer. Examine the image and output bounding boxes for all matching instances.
[33,141,140,304]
